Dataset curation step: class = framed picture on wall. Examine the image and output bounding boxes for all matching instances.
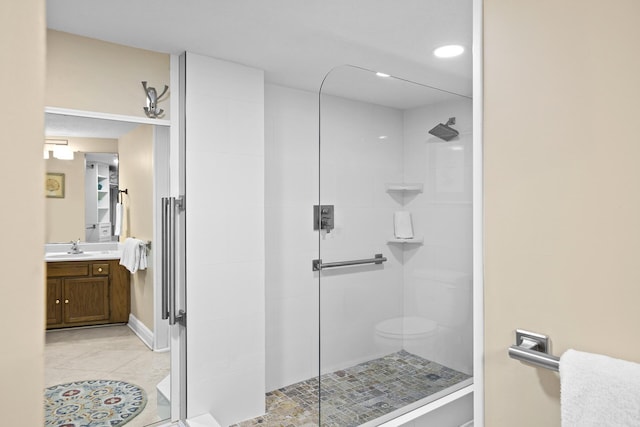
[45,172,65,198]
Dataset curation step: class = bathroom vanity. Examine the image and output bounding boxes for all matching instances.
[45,257,130,329]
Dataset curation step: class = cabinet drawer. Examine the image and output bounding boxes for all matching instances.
[92,263,110,276]
[47,262,89,277]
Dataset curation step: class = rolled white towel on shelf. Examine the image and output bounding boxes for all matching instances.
[119,237,148,273]
[560,349,640,426]
[394,211,414,239]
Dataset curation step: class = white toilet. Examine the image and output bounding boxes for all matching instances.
[374,268,471,362]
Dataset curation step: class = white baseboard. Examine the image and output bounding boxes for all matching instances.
[128,313,154,350]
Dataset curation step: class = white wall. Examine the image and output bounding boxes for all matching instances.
[264,84,320,391]
[319,93,406,373]
[402,99,474,374]
[184,53,265,425]
[265,83,406,388]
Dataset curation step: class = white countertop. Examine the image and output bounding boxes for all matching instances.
[45,250,122,262]
[45,242,122,262]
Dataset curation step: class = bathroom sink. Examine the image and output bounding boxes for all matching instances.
[45,250,122,262]
[46,253,92,259]
[47,252,91,258]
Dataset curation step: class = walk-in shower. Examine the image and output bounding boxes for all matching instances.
[231,65,474,426]
[317,65,473,425]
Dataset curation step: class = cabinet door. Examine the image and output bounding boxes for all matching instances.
[63,277,110,324]
[46,278,63,326]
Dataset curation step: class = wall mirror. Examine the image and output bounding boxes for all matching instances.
[44,112,148,243]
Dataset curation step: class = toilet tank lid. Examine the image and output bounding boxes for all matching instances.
[412,268,470,286]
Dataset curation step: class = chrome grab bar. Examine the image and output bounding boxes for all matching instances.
[168,197,177,325]
[162,196,185,326]
[508,329,560,372]
[161,197,170,321]
[509,346,560,371]
[312,253,387,271]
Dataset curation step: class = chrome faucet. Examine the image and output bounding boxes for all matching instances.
[68,239,83,254]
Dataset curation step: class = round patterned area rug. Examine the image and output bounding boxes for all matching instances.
[44,379,147,427]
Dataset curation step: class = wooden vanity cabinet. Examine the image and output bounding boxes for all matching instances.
[46,259,130,329]
[46,278,63,325]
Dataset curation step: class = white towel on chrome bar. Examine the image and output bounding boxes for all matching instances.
[119,237,147,273]
[394,211,413,239]
[560,349,640,426]
[114,203,123,236]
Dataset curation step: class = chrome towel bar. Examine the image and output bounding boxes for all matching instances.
[508,329,560,372]
[312,253,387,271]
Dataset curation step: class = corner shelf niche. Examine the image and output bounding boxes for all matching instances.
[385,183,423,192]
[385,182,424,246]
[387,237,424,244]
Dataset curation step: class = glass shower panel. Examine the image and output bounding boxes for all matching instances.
[318,65,473,426]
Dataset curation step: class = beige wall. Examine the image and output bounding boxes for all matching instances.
[484,0,640,425]
[119,125,155,331]
[45,156,85,242]
[46,30,170,118]
[0,0,45,425]
[46,30,168,333]
[45,137,118,242]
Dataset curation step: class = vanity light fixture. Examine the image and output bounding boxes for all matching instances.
[52,145,74,160]
[44,139,75,160]
[433,44,465,58]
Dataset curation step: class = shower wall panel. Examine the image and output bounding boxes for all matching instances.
[319,94,405,374]
[402,98,473,374]
[264,84,320,391]
[184,53,265,425]
[264,84,406,389]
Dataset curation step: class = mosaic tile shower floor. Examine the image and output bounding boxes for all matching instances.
[231,350,471,427]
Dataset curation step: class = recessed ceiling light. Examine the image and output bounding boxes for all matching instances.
[376,72,390,78]
[434,45,465,58]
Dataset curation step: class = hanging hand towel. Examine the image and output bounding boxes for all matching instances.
[560,349,640,426]
[114,203,123,236]
[394,211,414,239]
[119,237,147,273]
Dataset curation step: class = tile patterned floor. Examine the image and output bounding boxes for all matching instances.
[232,350,471,427]
[44,325,170,427]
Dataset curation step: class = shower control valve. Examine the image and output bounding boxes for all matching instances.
[314,204,334,233]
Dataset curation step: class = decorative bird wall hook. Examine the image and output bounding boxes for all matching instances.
[142,81,169,118]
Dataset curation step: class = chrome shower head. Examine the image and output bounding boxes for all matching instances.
[428,117,459,141]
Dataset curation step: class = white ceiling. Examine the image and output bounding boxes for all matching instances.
[46,0,473,97]
[45,113,141,138]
